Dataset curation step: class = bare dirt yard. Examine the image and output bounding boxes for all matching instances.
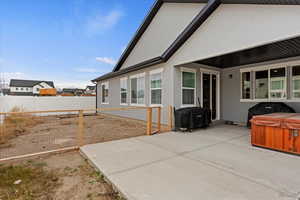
[0,113,167,159]
[0,151,125,200]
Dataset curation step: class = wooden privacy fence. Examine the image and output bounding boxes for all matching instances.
[0,106,173,161]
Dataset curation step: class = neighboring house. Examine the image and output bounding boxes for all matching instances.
[62,88,85,96]
[85,86,96,95]
[92,0,300,124]
[9,79,55,96]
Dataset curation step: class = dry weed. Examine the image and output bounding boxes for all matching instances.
[0,107,42,146]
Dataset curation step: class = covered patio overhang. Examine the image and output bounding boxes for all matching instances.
[194,36,300,69]
[174,35,300,124]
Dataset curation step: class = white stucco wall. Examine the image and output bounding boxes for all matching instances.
[171,4,300,66]
[120,3,205,70]
[0,96,95,113]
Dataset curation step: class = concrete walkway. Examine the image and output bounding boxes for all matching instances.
[81,125,300,200]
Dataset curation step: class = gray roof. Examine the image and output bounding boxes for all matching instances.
[9,79,55,88]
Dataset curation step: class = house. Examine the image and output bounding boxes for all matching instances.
[85,85,96,95]
[62,88,85,96]
[9,79,55,96]
[92,0,300,125]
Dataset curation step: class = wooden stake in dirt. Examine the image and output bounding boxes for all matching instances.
[147,108,152,135]
[168,106,173,131]
[0,114,6,144]
[78,110,85,147]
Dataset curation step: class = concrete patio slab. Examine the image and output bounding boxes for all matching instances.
[81,125,300,200]
[185,141,300,195]
[81,138,176,175]
[109,156,289,200]
[135,131,224,154]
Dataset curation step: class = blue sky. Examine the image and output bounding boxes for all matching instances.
[0,0,154,88]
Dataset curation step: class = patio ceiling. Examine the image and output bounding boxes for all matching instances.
[195,36,300,68]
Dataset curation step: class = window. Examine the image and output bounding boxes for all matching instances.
[101,82,109,104]
[270,67,286,99]
[130,73,145,105]
[241,66,288,101]
[241,72,251,99]
[150,69,163,105]
[21,87,24,91]
[16,88,19,91]
[120,78,128,105]
[182,70,196,105]
[292,66,300,98]
[255,70,268,99]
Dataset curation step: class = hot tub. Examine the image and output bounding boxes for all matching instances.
[251,113,300,155]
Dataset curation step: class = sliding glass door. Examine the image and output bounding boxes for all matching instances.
[202,71,219,121]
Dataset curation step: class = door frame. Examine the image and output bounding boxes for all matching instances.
[200,68,220,121]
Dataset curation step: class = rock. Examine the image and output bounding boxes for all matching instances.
[14,180,22,185]
[52,177,58,182]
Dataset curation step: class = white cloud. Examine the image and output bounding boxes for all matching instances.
[95,57,116,65]
[86,9,124,36]
[74,67,101,73]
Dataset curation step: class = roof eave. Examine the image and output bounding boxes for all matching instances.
[93,57,163,82]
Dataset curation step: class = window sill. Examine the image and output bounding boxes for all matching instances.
[150,104,163,108]
[120,103,128,106]
[181,104,197,108]
[101,102,109,105]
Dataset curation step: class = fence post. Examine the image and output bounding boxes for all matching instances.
[168,105,173,131]
[78,110,84,147]
[147,107,152,135]
[157,107,161,133]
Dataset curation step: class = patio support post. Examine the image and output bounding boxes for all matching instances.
[147,107,152,135]
[78,110,85,146]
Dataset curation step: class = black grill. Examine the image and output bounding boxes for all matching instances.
[174,107,211,132]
